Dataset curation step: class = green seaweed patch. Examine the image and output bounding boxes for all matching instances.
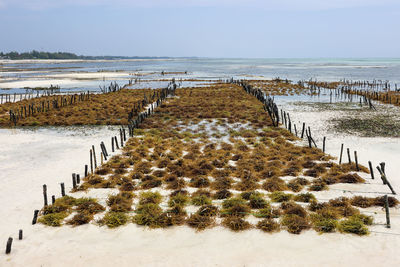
[38,212,69,227]
[310,214,338,233]
[101,212,129,228]
[269,192,293,202]
[338,216,369,235]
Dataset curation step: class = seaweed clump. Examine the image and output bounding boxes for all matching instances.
[186,206,216,231]
[101,212,129,228]
[338,216,370,235]
[221,197,251,217]
[280,214,311,234]
[257,219,280,233]
[222,217,252,231]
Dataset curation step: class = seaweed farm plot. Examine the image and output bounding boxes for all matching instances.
[246,79,311,96]
[0,88,163,127]
[35,83,399,235]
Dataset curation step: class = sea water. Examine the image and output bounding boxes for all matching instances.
[1,58,400,94]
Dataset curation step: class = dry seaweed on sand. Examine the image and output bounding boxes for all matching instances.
[197,205,219,217]
[133,203,163,227]
[287,180,304,192]
[213,189,232,199]
[107,192,134,212]
[222,216,252,231]
[186,213,215,230]
[314,198,361,218]
[38,212,69,227]
[100,212,129,228]
[280,214,311,234]
[168,193,190,207]
[268,191,293,202]
[293,193,316,203]
[308,179,328,191]
[310,214,338,233]
[189,176,210,188]
[248,193,269,209]
[75,198,105,214]
[338,216,369,235]
[67,213,94,226]
[254,206,280,219]
[157,206,187,227]
[280,202,308,218]
[41,196,76,215]
[234,178,260,191]
[210,177,233,190]
[257,219,280,233]
[221,197,251,217]
[262,178,288,192]
[191,195,212,206]
[336,173,365,184]
[371,196,399,208]
[139,191,162,205]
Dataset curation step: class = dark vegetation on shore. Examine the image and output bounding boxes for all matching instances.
[0,50,171,60]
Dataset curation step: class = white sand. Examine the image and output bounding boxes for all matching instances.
[0,59,174,64]
[0,78,84,89]
[47,72,131,79]
[1,99,400,266]
[0,72,133,89]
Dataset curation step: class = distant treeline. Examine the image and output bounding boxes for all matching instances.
[0,50,171,60]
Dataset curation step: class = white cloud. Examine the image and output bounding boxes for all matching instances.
[0,0,398,10]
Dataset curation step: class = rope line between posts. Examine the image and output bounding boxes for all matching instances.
[370,231,400,236]
[329,188,394,195]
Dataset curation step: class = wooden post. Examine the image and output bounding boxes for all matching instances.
[376,166,396,195]
[384,195,391,228]
[283,111,287,129]
[354,151,359,171]
[84,165,88,177]
[100,142,108,160]
[32,210,39,225]
[339,144,344,164]
[322,137,326,153]
[90,149,93,174]
[51,195,55,204]
[72,173,77,189]
[5,237,12,254]
[60,182,65,197]
[101,142,108,157]
[76,174,80,184]
[123,128,126,141]
[301,123,305,138]
[18,230,23,240]
[368,161,374,179]
[294,124,298,137]
[43,184,48,207]
[115,136,120,149]
[120,129,124,147]
[379,163,387,184]
[112,137,115,152]
[347,148,351,164]
[92,145,97,169]
[380,162,386,175]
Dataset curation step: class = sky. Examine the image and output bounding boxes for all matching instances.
[0,0,399,58]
